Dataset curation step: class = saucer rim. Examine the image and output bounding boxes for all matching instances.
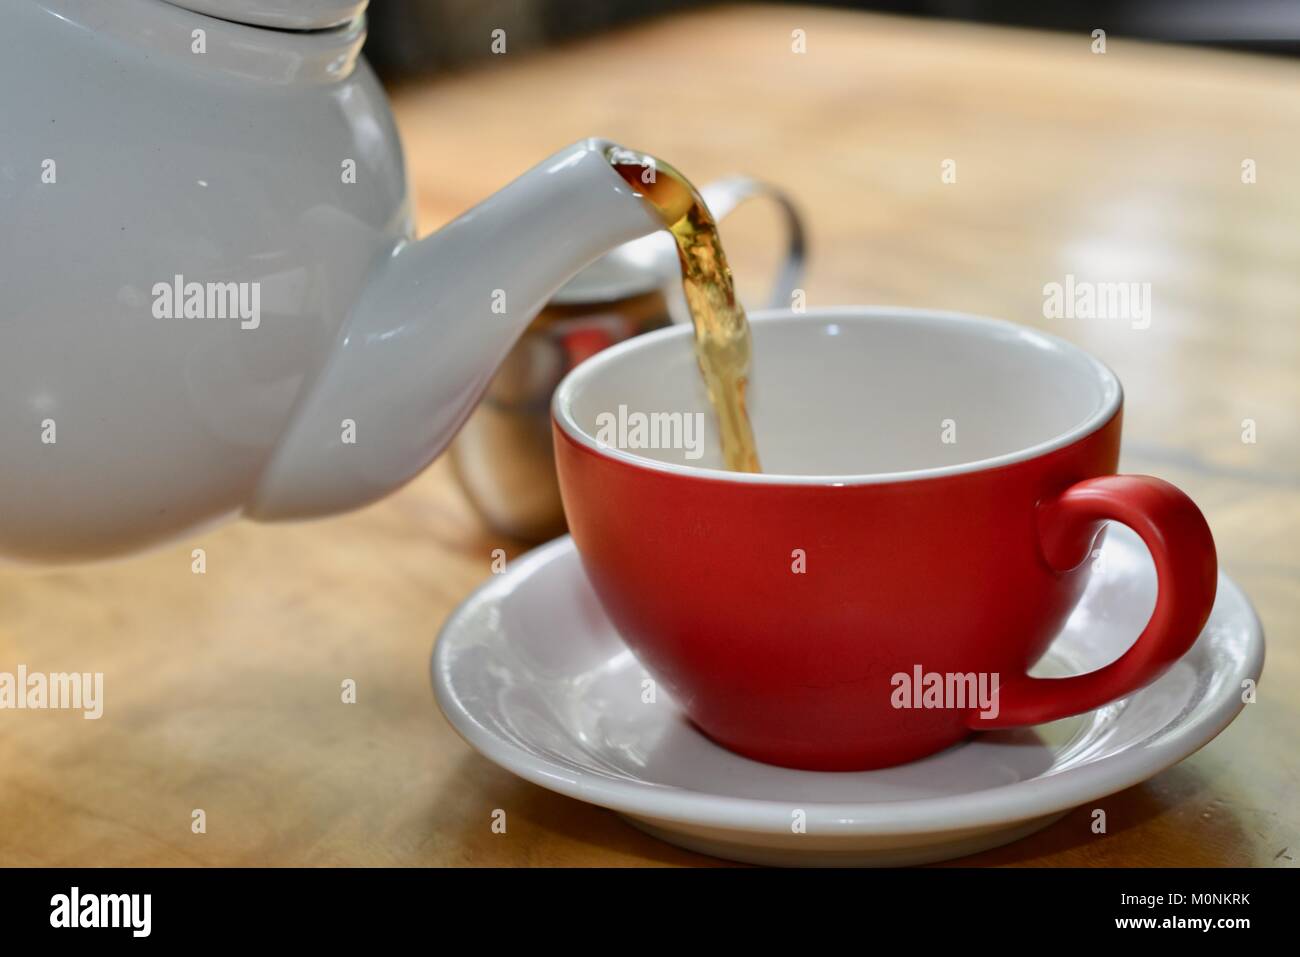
[432,535,1265,837]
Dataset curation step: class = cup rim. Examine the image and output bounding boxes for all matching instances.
[551,305,1124,486]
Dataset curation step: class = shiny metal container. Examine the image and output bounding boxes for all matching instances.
[451,176,805,542]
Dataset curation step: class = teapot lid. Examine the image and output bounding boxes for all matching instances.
[161,0,366,30]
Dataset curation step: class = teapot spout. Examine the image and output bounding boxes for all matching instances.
[249,138,662,521]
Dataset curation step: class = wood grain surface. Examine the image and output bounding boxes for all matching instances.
[1,5,1295,867]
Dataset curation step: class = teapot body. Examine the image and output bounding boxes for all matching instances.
[0,1,409,561]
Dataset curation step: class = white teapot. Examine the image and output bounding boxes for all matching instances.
[0,0,667,562]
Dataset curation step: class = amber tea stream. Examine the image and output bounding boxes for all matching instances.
[607,148,762,472]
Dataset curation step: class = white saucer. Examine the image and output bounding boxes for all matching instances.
[432,525,1264,867]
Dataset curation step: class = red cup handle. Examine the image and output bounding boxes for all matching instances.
[970,475,1218,729]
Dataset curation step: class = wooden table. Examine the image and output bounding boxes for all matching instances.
[1,5,1295,867]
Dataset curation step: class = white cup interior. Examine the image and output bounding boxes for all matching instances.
[554,307,1122,484]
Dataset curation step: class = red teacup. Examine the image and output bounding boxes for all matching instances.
[552,307,1217,770]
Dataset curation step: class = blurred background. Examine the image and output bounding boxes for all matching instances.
[373,0,1300,545]
[366,0,1300,78]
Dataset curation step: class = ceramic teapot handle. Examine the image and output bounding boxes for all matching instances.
[700,176,806,309]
